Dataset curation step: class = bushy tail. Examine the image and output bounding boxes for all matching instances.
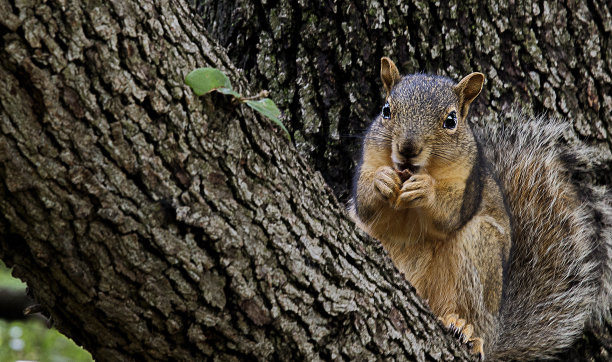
[473,109,612,360]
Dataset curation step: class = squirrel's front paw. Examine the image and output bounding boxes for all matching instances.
[440,313,484,360]
[373,166,402,205]
[395,173,435,209]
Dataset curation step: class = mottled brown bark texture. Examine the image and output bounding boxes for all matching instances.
[196,0,612,360]
[0,0,477,360]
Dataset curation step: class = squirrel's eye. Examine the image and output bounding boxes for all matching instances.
[443,111,457,130]
[382,102,391,119]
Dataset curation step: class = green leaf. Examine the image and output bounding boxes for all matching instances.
[185,67,233,96]
[217,87,242,98]
[245,98,290,138]
[185,67,289,139]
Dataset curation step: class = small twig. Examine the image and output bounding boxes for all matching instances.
[23,303,44,316]
[23,303,54,327]
[240,90,269,101]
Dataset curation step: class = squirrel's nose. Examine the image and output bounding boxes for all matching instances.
[399,141,422,160]
[396,141,422,173]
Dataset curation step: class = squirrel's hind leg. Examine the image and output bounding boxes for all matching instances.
[441,313,485,360]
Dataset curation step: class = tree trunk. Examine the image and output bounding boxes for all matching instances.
[0,0,474,360]
[195,0,612,201]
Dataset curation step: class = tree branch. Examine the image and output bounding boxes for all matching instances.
[0,0,472,360]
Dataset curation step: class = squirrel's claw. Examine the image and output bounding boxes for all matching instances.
[469,337,485,360]
[396,173,435,209]
[374,166,401,203]
[441,313,485,360]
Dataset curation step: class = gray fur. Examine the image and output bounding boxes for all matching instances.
[473,109,612,359]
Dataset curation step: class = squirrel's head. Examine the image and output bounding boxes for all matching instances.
[377,57,484,173]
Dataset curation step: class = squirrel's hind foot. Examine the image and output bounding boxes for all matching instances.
[441,313,484,360]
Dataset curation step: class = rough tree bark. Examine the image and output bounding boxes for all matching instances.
[196,0,612,201]
[0,0,476,360]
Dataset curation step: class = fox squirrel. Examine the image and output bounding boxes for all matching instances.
[350,57,612,360]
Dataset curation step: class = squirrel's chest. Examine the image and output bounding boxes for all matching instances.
[389,216,507,319]
[370,208,448,245]
[390,236,463,317]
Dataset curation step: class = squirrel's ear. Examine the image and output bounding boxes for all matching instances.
[381,57,401,97]
[454,72,485,119]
